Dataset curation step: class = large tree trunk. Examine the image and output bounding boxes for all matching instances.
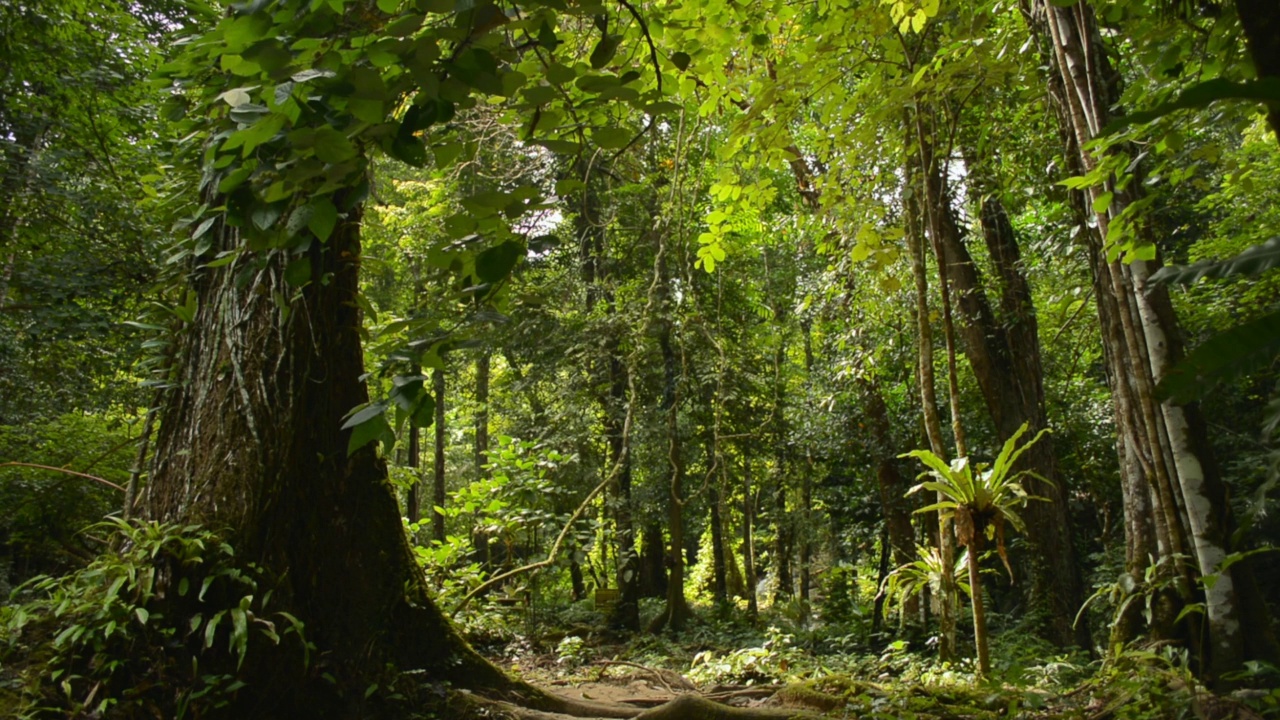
[1028,0,1276,679]
[146,212,529,715]
[913,113,1087,646]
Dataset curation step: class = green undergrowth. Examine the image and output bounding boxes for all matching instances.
[479,596,1280,720]
[0,519,309,719]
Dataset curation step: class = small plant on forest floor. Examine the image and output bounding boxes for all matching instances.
[555,635,592,667]
[687,626,807,686]
[905,422,1049,678]
[0,519,307,719]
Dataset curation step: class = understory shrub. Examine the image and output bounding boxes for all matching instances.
[1,519,307,719]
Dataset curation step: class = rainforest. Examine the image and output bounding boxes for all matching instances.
[1,0,1279,717]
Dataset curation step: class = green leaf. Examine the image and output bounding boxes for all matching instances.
[1156,309,1280,404]
[1101,78,1280,135]
[301,199,335,243]
[312,127,357,163]
[590,35,619,69]
[538,20,559,51]
[284,257,312,286]
[671,52,692,71]
[342,402,386,430]
[343,403,393,455]
[433,142,463,167]
[390,135,428,167]
[410,394,435,427]
[1149,237,1280,285]
[591,127,631,149]
[475,241,524,282]
[219,166,254,193]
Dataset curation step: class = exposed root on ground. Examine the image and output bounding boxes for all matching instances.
[594,660,699,693]
[464,692,814,720]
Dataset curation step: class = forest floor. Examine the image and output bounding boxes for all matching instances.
[461,606,1278,720]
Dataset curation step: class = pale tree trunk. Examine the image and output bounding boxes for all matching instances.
[406,366,422,526]
[903,152,957,661]
[1032,0,1265,678]
[743,454,759,619]
[433,367,447,544]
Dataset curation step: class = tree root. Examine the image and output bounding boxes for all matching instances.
[595,660,698,693]
[466,692,815,720]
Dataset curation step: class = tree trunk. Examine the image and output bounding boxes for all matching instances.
[968,544,990,677]
[406,413,420,525]
[474,351,492,567]
[743,454,759,619]
[639,522,668,599]
[1030,0,1273,678]
[903,151,957,661]
[709,466,728,605]
[1235,0,1280,140]
[433,367,447,544]
[146,210,529,715]
[862,378,917,620]
[651,305,692,632]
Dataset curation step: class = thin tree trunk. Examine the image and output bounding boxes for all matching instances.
[433,367,446,544]
[474,352,491,567]
[904,147,957,661]
[743,454,759,619]
[969,545,990,676]
[651,291,691,632]
[709,463,728,605]
[406,367,422,526]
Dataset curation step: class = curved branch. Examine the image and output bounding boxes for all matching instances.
[0,462,125,493]
[452,397,636,615]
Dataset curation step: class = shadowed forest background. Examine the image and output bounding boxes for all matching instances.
[2,0,1280,718]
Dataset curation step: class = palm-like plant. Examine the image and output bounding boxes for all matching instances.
[903,422,1050,677]
[879,544,971,622]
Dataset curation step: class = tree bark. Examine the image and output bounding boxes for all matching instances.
[651,281,692,632]
[433,367,447,544]
[146,209,536,714]
[1029,0,1271,678]
[861,378,917,621]
[1235,0,1280,140]
[709,478,728,605]
[743,454,759,619]
[903,150,957,661]
[406,366,422,526]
